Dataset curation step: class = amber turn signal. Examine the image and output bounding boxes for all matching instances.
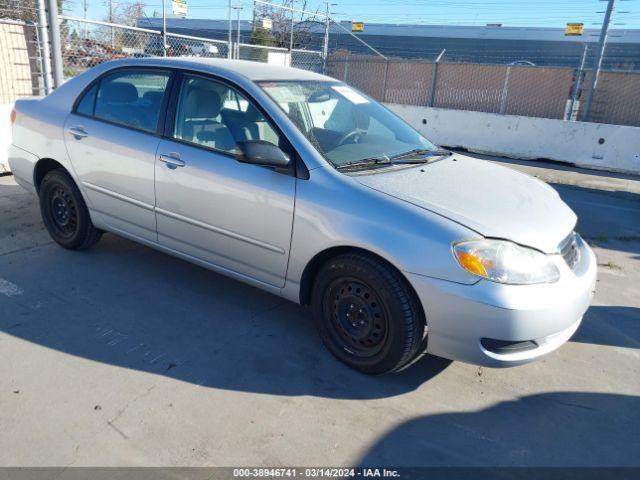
[455,250,488,278]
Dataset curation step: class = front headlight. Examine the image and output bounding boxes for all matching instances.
[453,239,560,285]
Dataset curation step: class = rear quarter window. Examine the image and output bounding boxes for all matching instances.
[75,83,97,116]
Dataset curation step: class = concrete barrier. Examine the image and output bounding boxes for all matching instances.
[0,103,13,174]
[386,104,640,175]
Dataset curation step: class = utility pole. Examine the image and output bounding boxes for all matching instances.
[109,0,114,47]
[583,0,616,122]
[83,0,87,39]
[228,0,233,58]
[289,0,295,52]
[233,4,243,59]
[252,0,257,32]
[322,1,330,73]
[45,0,64,88]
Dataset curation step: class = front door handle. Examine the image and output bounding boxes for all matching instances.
[67,126,88,139]
[159,153,186,169]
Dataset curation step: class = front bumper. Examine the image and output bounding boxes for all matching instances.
[407,236,597,367]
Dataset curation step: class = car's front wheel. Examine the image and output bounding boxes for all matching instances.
[39,168,102,250]
[311,252,425,375]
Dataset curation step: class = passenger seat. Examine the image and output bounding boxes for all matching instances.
[95,82,147,130]
[221,104,279,146]
[181,88,236,151]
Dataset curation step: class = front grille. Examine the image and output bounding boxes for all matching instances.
[559,232,581,270]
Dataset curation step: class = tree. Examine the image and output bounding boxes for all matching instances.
[114,1,146,27]
[90,1,146,49]
[0,0,36,22]
[0,0,65,23]
[252,0,322,50]
[249,27,276,61]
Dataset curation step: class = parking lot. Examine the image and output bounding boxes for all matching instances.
[0,154,639,467]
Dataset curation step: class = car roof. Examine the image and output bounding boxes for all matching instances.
[104,56,331,82]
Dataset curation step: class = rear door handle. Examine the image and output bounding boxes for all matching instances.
[159,153,186,169]
[67,126,88,139]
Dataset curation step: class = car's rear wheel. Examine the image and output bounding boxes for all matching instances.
[39,168,102,250]
[311,252,425,375]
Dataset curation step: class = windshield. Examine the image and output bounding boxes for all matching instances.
[258,80,439,169]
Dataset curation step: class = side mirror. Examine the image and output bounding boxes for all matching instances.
[236,140,291,169]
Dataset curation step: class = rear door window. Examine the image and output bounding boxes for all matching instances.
[79,70,170,133]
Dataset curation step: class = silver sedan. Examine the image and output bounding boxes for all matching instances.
[8,58,596,374]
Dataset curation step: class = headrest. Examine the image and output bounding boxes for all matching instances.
[243,104,265,122]
[143,91,163,105]
[102,82,138,104]
[184,86,222,119]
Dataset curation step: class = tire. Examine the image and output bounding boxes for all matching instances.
[39,168,102,250]
[311,252,425,375]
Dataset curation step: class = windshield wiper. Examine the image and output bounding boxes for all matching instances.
[335,157,392,171]
[335,149,451,172]
[390,148,451,163]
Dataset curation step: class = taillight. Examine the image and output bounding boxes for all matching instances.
[10,108,16,126]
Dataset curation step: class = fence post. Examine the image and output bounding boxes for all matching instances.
[161,0,167,56]
[428,49,445,107]
[567,43,588,121]
[382,59,389,102]
[343,52,349,82]
[45,0,64,88]
[499,66,512,114]
[36,0,52,94]
[236,6,242,60]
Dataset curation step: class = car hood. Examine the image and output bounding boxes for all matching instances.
[354,154,576,253]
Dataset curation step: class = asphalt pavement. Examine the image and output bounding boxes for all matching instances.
[0,155,638,467]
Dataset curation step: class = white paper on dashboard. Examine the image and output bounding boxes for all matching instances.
[331,85,369,104]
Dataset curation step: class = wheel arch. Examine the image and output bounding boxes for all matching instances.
[298,246,424,318]
[33,158,68,193]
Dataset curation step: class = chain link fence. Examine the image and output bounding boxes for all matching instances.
[237,42,288,64]
[577,70,640,127]
[327,53,640,127]
[291,49,323,72]
[0,13,324,103]
[59,18,322,81]
[3,9,637,129]
[236,43,323,72]
[60,16,230,79]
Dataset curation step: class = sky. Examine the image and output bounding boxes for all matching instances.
[63,0,640,29]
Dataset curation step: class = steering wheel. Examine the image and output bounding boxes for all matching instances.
[337,129,366,147]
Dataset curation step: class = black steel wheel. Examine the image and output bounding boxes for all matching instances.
[312,252,425,375]
[327,278,388,358]
[48,184,79,240]
[39,168,102,250]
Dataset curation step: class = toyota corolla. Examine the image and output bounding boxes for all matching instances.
[8,58,596,374]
